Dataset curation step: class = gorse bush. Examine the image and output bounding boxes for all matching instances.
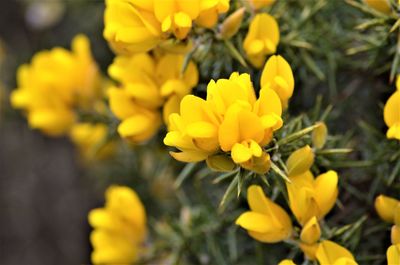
[3,0,400,264]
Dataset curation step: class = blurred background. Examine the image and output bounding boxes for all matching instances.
[0,0,111,263]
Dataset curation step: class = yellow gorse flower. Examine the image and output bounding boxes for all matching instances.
[164,72,283,174]
[316,240,358,265]
[286,145,315,177]
[286,170,339,226]
[312,122,328,149]
[383,87,400,141]
[104,0,229,54]
[219,7,245,40]
[278,260,296,265]
[11,34,101,136]
[235,185,293,243]
[260,55,295,108]
[108,52,198,143]
[244,13,279,68]
[88,185,147,264]
[375,195,400,244]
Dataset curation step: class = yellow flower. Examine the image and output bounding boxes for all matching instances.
[383,90,400,140]
[88,185,146,264]
[260,55,295,108]
[387,244,400,265]
[236,185,293,243]
[286,170,339,225]
[154,0,201,39]
[363,0,392,14]
[103,0,162,54]
[70,122,115,161]
[108,52,198,143]
[375,195,399,224]
[312,122,328,149]
[196,0,230,28]
[164,72,283,174]
[316,240,358,265]
[243,13,279,68]
[286,145,315,177]
[219,7,246,40]
[299,216,321,260]
[278,260,296,265]
[10,34,101,136]
[248,0,276,10]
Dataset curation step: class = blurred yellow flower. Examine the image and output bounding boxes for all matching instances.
[243,13,279,68]
[197,0,230,28]
[236,185,293,243]
[260,55,294,108]
[103,0,162,54]
[316,240,358,265]
[164,72,283,174]
[286,145,315,177]
[70,122,115,161]
[89,186,147,264]
[11,34,101,136]
[286,170,339,225]
[248,0,276,10]
[363,0,391,14]
[383,90,400,140]
[108,52,198,143]
[387,244,400,265]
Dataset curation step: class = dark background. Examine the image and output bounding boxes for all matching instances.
[0,0,112,264]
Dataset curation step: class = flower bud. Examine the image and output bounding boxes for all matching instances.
[300,217,321,244]
[363,0,391,14]
[299,242,318,260]
[206,154,236,172]
[375,195,400,223]
[312,122,328,149]
[219,7,245,40]
[278,260,296,265]
[286,145,314,176]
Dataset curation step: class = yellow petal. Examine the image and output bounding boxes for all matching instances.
[314,170,339,218]
[363,0,392,14]
[169,150,209,162]
[231,143,252,163]
[392,225,400,245]
[186,121,218,138]
[278,260,297,265]
[219,7,245,39]
[299,242,319,261]
[384,91,400,128]
[235,211,274,233]
[375,194,400,223]
[206,154,236,172]
[316,240,356,265]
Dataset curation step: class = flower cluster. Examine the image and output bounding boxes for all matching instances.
[164,55,293,174]
[108,52,198,143]
[10,35,101,136]
[88,186,147,264]
[103,0,230,54]
[235,142,358,264]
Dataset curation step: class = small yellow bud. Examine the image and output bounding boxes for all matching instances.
[300,217,321,244]
[375,195,400,223]
[312,122,328,149]
[392,225,400,245]
[206,154,236,172]
[219,7,245,40]
[286,145,314,176]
